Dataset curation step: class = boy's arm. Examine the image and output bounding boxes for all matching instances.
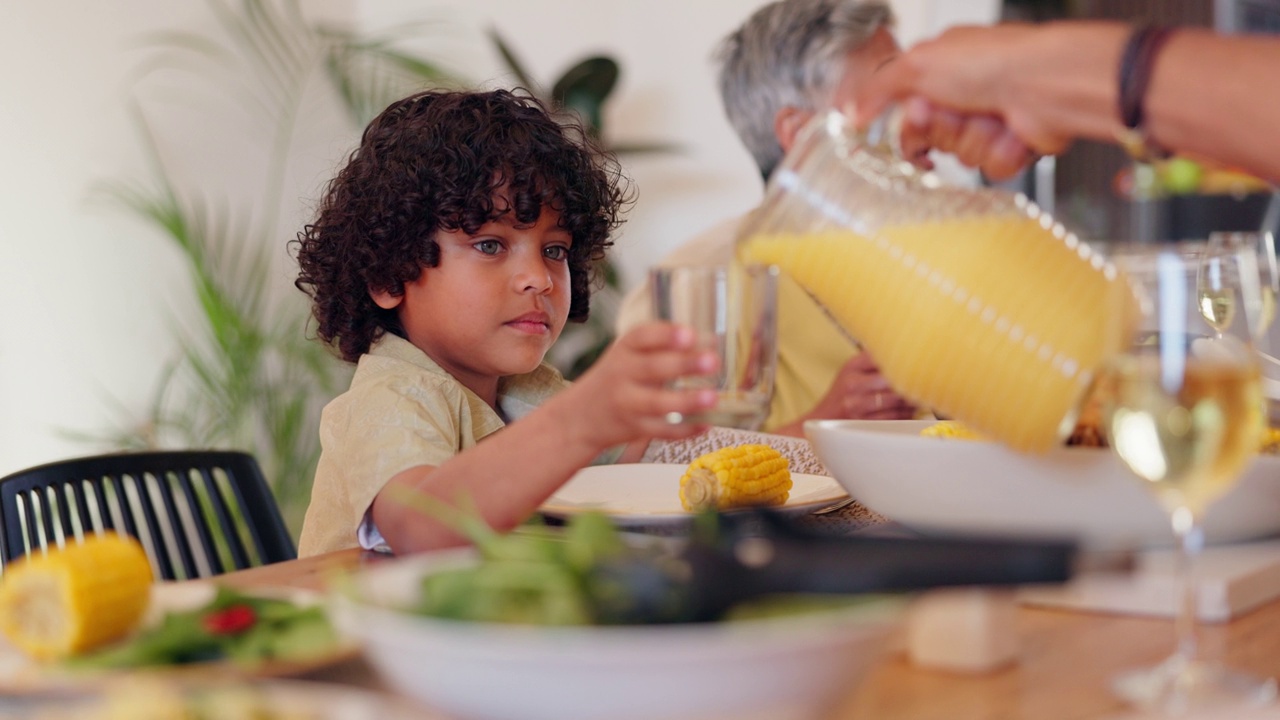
[370,393,608,551]
[370,322,717,554]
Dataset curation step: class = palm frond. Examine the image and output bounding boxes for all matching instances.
[100,1,532,535]
[207,0,317,116]
[606,141,685,156]
[320,30,466,126]
[487,27,541,94]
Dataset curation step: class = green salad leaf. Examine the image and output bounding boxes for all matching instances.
[68,586,340,670]
[389,490,904,627]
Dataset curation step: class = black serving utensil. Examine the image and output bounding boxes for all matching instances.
[587,509,1081,624]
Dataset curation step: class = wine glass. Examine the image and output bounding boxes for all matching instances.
[1106,244,1276,713]
[1201,231,1280,421]
[1199,231,1280,343]
[1195,242,1239,339]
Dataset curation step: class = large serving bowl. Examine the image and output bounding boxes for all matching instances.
[329,551,901,720]
[807,420,1280,549]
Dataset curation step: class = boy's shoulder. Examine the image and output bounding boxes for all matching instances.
[341,333,567,409]
[348,334,459,396]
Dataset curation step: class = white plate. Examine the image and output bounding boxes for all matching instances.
[806,419,1280,550]
[0,583,359,695]
[0,679,437,720]
[539,463,848,526]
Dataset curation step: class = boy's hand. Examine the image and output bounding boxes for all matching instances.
[563,321,719,450]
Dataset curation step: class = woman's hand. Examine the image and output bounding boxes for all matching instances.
[856,23,1108,180]
[810,353,915,421]
[899,101,1035,181]
[770,352,915,437]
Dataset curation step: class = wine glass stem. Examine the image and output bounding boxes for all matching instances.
[1173,507,1205,663]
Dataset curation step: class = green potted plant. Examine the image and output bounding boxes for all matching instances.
[96,0,469,534]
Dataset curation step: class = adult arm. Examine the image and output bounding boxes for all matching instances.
[857,21,1280,182]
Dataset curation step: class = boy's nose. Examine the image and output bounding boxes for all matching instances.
[516,260,553,294]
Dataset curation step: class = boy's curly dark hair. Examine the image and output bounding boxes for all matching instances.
[293,89,631,363]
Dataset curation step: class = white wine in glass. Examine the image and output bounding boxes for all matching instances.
[1197,247,1239,337]
[1202,231,1280,342]
[1106,245,1275,713]
[1107,354,1259,516]
[1196,287,1236,336]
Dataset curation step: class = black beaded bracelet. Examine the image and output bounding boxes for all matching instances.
[1116,24,1175,162]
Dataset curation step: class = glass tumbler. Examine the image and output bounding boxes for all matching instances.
[650,263,778,430]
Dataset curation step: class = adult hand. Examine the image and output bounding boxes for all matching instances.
[856,24,1074,180]
[771,353,916,437]
[812,352,915,420]
[900,101,1035,181]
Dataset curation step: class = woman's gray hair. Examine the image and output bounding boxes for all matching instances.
[716,0,894,180]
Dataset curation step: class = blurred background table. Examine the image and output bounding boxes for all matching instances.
[221,549,1280,720]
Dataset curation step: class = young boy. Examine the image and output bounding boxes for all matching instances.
[292,89,717,557]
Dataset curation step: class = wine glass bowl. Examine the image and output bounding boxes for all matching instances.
[1199,231,1279,343]
[1200,231,1280,423]
[1195,249,1239,338]
[1105,244,1275,712]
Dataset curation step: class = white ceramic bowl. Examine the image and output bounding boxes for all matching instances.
[329,552,900,720]
[806,419,1280,549]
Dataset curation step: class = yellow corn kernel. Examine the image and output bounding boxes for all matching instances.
[0,532,153,661]
[679,444,792,511]
[1261,427,1280,455]
[920,421,987,441]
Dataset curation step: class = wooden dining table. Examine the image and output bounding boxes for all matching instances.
[217,548,1280,720]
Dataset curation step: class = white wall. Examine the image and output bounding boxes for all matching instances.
[0,0,996,476]
[1,2,208,476]
[367,0,999,294]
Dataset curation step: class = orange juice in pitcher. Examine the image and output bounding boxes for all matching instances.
[738,111,1133,452]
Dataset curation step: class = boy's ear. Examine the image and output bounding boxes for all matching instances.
[369,287,403,310]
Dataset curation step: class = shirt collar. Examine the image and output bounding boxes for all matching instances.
[369,332,565,426]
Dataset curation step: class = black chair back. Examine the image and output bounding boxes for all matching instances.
[0,450,295,580]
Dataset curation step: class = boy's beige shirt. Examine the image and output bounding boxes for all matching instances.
[298,333,568,557]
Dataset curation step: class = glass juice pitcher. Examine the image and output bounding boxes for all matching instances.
[736,110,1134,452]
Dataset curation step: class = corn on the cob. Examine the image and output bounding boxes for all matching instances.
[920,421,987,441]
[1261,427,1280,455]
[0,532,153,661]
[679,444,792,511]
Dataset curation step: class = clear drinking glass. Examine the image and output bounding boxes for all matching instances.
[1198,231,1279,341]
[649,263,778,430]
[1202,231,1280,352]
[1105,244,1276,713]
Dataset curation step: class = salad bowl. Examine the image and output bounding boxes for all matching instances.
[329,550,901,720]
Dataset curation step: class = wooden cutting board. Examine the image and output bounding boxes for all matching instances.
[1018,539,1280,622]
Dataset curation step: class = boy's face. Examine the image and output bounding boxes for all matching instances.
[372,204,572,399]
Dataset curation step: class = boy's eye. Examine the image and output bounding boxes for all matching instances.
[473,239,503,255]
[543,245,569,261]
